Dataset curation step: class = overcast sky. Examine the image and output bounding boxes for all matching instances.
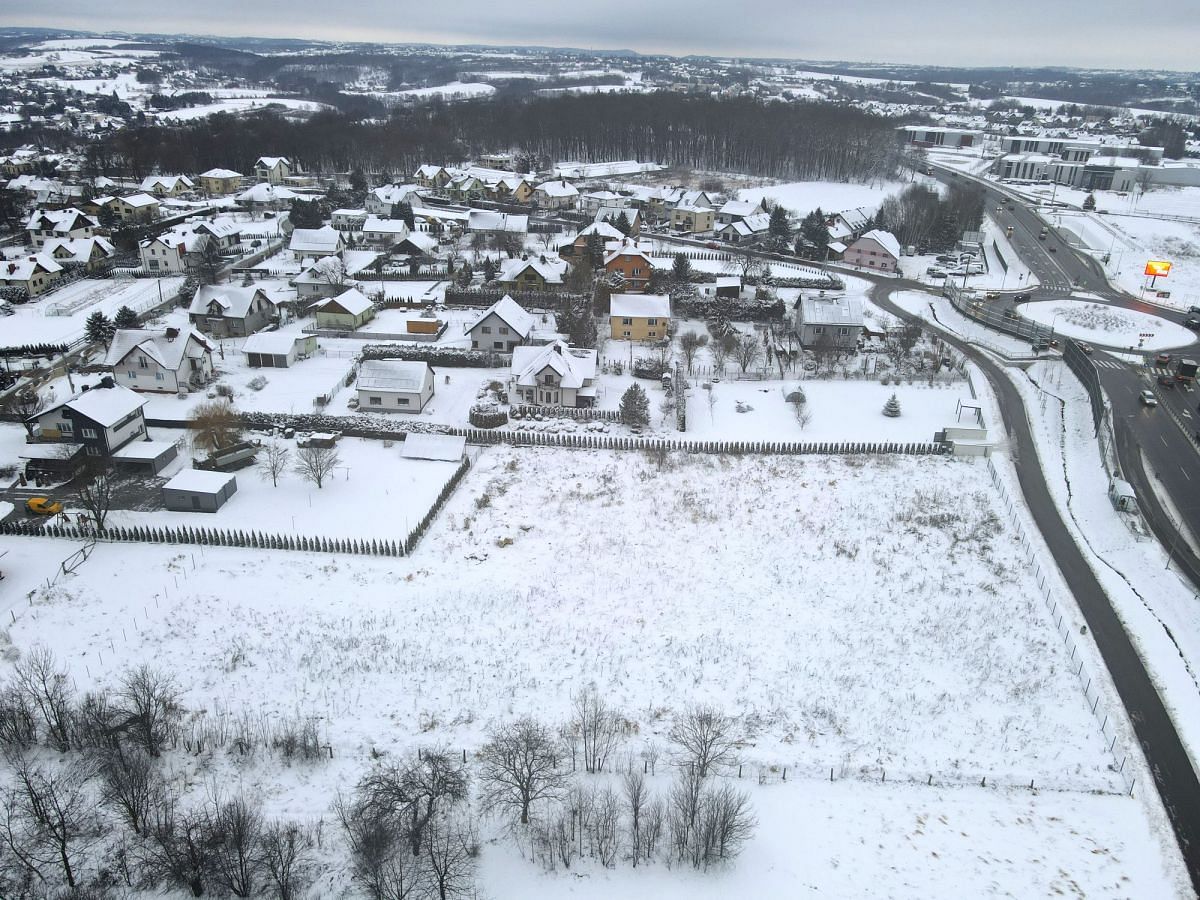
[3,1,1199,72]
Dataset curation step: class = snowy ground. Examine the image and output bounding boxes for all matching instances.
[2,277,184,349]
[154,97,328,121]
[1020,300,1196,351]
[0,446,1185,896]
[891,290,1041,360]
[900,216,1039,292]
[734,180,902,217]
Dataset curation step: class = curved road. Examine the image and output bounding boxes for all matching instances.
[872,281,1200,894]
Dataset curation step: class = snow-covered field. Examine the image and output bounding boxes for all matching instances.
[155,97,327,121]
[1020,300,1196,350]
[735,180,902,217]
[2,277,184,349]
[0,446,1183,895]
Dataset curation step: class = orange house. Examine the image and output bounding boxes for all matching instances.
[603,243,656,292]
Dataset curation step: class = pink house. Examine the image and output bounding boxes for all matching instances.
[843,229,901,273]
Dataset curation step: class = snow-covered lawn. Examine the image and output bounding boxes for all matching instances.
[2,277,184,348]
[104,436,461,541]
[735,180,902,217]
[0,445,1184,895]
[1020,300,1196,350]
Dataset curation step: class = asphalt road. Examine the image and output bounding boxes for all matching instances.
[872,283,1200,894]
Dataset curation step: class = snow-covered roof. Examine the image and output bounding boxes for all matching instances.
[798,295,864,327]
[854,229,901,260]
[164,468,235,494]
[576,221,624,241]
[594,205,635,224]
[721,213,771,237]
[105,327,212,370]
[44,236,115,264]
[256,156,289,169]
[141,225,207,254]
[289,226,344,254]
[497,257,565,285]
[395,232,438,254]
[237,183,299,204]
[200,168,242,179]
[536,180,578,198]
[190,284,271,319]
[111,440,176,461]
[719,199,763,218]
[370,184,424,207]
[610,293,671,320]
[114,192,160,208]
[312,287,373,317]
[603,244,654,267]
[241,331,306,356]
[471,294,536,338]
[1,253,62,281]
[26,207,97,232]
[512,341,596,390]
[401,434,466,462]
[835,206,873,230]
[59,383,147,428]
[362,217,410,236]
[466,210,528,233]
[357,359,430,392]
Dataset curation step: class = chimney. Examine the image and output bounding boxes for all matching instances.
[165,327,179,342]
[99,375,115,389]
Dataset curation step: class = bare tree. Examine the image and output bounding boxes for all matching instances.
[259,820,313,900]
[258,440,290,487]
[116,665,182,757]
[189,400,242,454]
[211,795,263,898]
[424,812,477,900]
[707,332,736,375]
[74,460,120,532]
[725,247,764,283]
[478,717,568,826]
[293,446,341,490]
[0,753,99,890]
[678,331,708,374]
[338,793,428,900]
[592,787,622,868]
[668,705,740,778]
[733,331,763,373]
[0,683,37,749]
[139,798,215,898]
[97,746,162,835]
[354,749,468,856]
[698,781,756,868]
[12,646,74,750]
[623,771,647,867]
[11,390,45,437]
[570,686,624,774]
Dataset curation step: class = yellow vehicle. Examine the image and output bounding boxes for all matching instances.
[24,497,63,516]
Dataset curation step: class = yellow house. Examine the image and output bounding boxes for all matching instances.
[107,193,161,223]
[309,287,376,331]
[609,293,671,341]
[199,168,244,195]
[671,204,715,235]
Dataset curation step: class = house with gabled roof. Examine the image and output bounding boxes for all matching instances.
[309,287,375,331]
[255,156,291,184]
[561,221,624,257]
[361,217,410,249]
[413,164,450,189]
[366,183,424,216]
[467,295,537,351]
[30,377,148,458]
[105,327,215,393]
[139,226,210,275]
[717,212,771,244]
[26,207,98,249]
[793,294,864,349]
[44,236,116,273]
[140,175,194,197]
[827,207,873,241]
[603,241,657,292]
[466,209,528,234]
[188,284,276,338]
[594,205,640,236]
[533,179,579,210]
[237,182,299,211]
[0,253,62,297]
[495,256,566,291]
[106,193,160,224]
[510,340,597,408]
[716,198,769,226]
[842,229,901,273]
[289,226,345,260]
[610,293,671,341]
[356,360,434,412]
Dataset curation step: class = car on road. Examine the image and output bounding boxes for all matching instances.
[1014,292,1031,301]
[1155,353,1172,365]
[927,270,947,279]
[1047,245,1057,252]
[985,291,1001,299]
[1077,342,1093,354]
[25,497,63,516]
[1007,204,1015,210]
[1184,317,1200,330]
[1139,390,1158,407]
[1158,375,1177,388]
[1187,305,1200,314]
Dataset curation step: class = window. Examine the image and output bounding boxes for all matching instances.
[648,331,657,338]
[622,317,633,325]
[59,421,73,435]
[632,267,641,276]
[481,325,491,334]
[398,398,410,406]
[494,342,503,350]
[81,427,98,439]
[86,446,101,457]
[812,326,824,334]
[623,330,631,338]
[369,396,382,406]
[126,370,137,379]
[138,356,149,369]
[647,318,658,326]
[155,372,164,381]
[838,327,849,336]
[499,326,509,335]
[148,259,159,270]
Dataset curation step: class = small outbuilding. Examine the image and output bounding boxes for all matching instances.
[111,440,179,475]
[241,332,317,368]
[162,469,238,513]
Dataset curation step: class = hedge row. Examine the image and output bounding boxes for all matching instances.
[360,344,510,368]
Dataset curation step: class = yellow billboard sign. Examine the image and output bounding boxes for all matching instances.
[1145,260,1172,277]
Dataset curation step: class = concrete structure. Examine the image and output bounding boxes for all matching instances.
[163,469,238,513]
[901,125,982,148]
[255,156,291,184]
[671,204,715,235]
[356,360,435,412]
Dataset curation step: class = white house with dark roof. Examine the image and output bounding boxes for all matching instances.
[356,360,434,412]
[140,175,194,197]
[533,179,579,210]
[105,327,215,393]
[0,253,62,297]
[289,226,345,260]
[309,287,375,330]
[361,216,410,248]
[716,198,768,226]
[43,236,116,272]
[188,284,276,338]
[139,225,210,274]
[842,229,901,273]
[467,295,537,351]
[510,340,597,408]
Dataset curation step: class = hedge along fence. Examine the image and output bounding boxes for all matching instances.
[360,344,512,368]
[0,455,472,557]
[512,404,622,422]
